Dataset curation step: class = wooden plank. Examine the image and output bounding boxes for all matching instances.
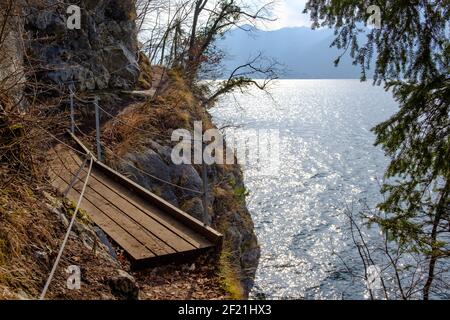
[88,176,199,251]
[95,160,223,244]
[50,137,223,266]
[48,148,73,183]
[67,152,213,249]
[68,132,223,244]
[55,163,176,257]
[65,155,197,253]
[50,173,154,261]
[62,154,198,253]
[99,173,212,248]
[52,158,176,255]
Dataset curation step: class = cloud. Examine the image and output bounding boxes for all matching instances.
[260,0,311,30]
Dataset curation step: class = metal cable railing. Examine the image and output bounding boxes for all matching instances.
[39,153,94,300]
[67,85,211,224]
[73,123,203,195]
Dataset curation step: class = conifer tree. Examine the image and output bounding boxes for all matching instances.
[304,0,449,299]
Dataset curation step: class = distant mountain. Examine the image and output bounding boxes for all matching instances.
[216,26,371,79]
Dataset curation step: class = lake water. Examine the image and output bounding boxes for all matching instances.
[210,79,399,299]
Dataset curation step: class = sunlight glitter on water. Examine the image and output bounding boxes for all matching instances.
[211,80,398,300]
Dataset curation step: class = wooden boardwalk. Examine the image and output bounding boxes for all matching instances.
[48,139,222,268]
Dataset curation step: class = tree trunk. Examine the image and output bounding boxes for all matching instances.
[423,180,450,300]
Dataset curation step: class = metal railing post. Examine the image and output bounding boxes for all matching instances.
[69,84,75,134]
[94,96,103,162]
[202,140,209,225]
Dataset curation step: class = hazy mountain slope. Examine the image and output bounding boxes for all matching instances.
[217,26,369,79]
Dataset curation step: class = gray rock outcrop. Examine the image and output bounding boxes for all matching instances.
[108,269,139,300]
[24,0,139,91]
[116,137,260,295]
[0,10,25,109]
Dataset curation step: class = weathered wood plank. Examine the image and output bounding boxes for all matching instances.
[51,156,176,256]
[50,172,155,260]
[67,152,212,249]
[64,155,197,252]
[60,168,177,256]
[94,159,223,245]
[69,131,222,244]
[48,137,222,266]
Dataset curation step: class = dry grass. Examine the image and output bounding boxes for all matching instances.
[0,80,118,300]
[0,174,60,298]
[217,246,245,300]
[105,67,202,158]
[0,106,71,297]
[102,103,151,157]
[137,52,153,90]
[135,254,229,300]
[0,147,126,300]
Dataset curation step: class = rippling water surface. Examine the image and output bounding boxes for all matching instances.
[210,80,398,299]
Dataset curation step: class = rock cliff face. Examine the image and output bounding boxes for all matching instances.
[118,139,206,220]
[0,9,25,107]
[8,0,260,297]
[24,0,139,91]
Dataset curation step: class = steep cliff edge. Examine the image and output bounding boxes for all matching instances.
[1,0,259,298]
[102,68,260,295]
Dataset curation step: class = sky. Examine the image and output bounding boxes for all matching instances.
[260,0,311,30]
